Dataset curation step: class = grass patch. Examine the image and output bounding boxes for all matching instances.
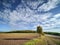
[24,36,47,45]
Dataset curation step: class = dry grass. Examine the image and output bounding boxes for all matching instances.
[0,33,38,38]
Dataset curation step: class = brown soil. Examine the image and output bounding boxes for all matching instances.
[0,33,39,45]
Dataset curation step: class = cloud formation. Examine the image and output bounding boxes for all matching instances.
[0,0,60,30]
[38,0,60,11]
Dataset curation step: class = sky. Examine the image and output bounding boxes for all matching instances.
[0,0,60,32]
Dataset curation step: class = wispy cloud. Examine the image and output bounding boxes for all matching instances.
[38,0,60,11]
[0,0,60,31]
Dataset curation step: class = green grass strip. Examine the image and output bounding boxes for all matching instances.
[24,36,47,45]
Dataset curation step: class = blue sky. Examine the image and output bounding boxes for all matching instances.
[0,0,60,32]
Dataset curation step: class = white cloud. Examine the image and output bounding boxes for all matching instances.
[0,7,52,30]
[43,13,60,29]
[54,13,60,18]
[22,0,44,10]
[38,0,60,11]
[0,0,60,30]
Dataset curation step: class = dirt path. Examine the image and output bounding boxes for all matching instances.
[45,34,60,39]
[45,34,60,45]
[46,37,57,45]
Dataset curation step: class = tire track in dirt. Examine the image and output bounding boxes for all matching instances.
[46,37,57,45]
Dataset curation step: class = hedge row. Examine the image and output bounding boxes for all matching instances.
[44,32,60,36]
[0,30,36,33]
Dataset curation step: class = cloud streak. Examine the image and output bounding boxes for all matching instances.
[0,0,60,31]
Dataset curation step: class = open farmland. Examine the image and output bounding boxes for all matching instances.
[0,33,60,45]
[0,33,39,45]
